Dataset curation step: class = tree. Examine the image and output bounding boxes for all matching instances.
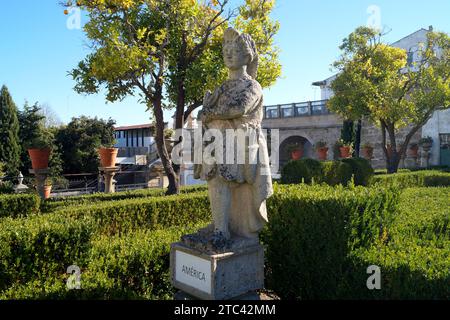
[67,0,281,194]
[18,102,46,173]
[39,103,63,128]
[0,85,21,178]
[328,27,450,173]
[56,116,116,173]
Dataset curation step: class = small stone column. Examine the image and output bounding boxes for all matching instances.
[419,144,432,168]
[99,167,120,193]
[29,168,49,199]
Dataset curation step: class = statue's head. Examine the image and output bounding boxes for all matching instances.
[223,28,259,79]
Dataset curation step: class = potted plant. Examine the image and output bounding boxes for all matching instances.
[408,142,419,157]
[362,142,374,159]
[98,141,119,168]
[26,135,52,170]
[336,139,353,158]
[287,142,304,160]
[315,140,328,160]
[419,136,433,150]
[43,178,53,199]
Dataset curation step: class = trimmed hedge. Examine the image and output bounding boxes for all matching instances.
[341,157,374,186]
[0,224,206,300]
[0,214,93,291]
[50,191,211,236]
[261,184,400,299]
[321,160,353,186]
[281,158,373,186]
[41,184,207,213]
[0,194,40,218]
[280,159,320,184]
[370,170,450,188]
[344,187,450,299]
[1,184,448,299]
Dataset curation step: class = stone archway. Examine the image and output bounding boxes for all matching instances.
[279,135,313,167]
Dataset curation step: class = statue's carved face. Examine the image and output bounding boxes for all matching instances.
[223,38,250,71]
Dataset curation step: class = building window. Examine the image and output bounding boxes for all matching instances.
[407,50,414,66]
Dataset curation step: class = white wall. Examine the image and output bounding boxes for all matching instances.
[115,132,155,149]
[422,109,450,165]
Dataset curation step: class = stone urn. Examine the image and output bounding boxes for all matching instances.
[339,146,352,158]
[98,147,119,168]
[316,147,328,161]
[28,148,51,170]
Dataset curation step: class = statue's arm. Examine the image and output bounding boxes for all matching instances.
[206,83,262,121]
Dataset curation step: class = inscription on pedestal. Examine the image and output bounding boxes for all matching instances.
[175,250,212,294]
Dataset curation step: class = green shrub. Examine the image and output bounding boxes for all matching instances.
[41,184,207,213]
[281,158,373,186]
[345,188,450,299]
[1,184,448,300]
[321,161,353,186]
[371,170,450,188]
[341,157,374,186]
[281,160,310,184]
[0,194,40,218]
[0,224,206,300]
[281,159,323,184]
[51,191,210,236]
[262,184,399,299]
[0,214,93,291]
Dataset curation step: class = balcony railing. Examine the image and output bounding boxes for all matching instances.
[264,100,330,119]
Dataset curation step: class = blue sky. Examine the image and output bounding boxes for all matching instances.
[1,0,449,126]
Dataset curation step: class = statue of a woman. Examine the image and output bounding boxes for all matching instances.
[194,28,273,241]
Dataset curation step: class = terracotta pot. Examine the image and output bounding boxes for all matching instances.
[317,147,328,160]
[362,147,374,159]
[291,149,303,160]
[408,145,419,157]
[339,146,351,158]
[28,148,51,170]
[43,185,52,199]
[98,148,119,168]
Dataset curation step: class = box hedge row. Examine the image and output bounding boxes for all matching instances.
[370,170,450,188]
[1,184,448,299]
[0,224,206,300]
[281,158,374,186]
[41,184,208,213]
[0,194,40,218]
[261,183,399,299]
[343,187,450,299]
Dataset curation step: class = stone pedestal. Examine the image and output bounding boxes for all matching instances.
[29,168,49,199]
[99,166,120,193]
[170,231,264,300]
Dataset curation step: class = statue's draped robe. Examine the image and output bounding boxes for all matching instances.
[194,77,273,238]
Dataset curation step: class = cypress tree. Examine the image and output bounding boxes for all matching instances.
[0,85,21,178]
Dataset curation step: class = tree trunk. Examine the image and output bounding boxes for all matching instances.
[153,99,180,195]
[385,123,402,174]
[354,119,362,157]
[172,76,186,182]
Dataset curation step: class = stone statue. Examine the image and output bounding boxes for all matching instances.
[193,27,273,243]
